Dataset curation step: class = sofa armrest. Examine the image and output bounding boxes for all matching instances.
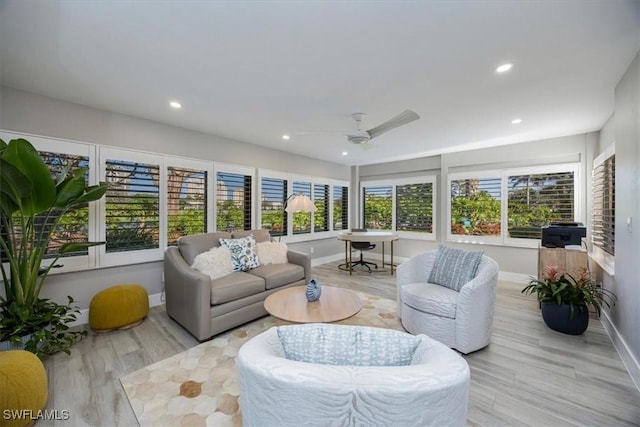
[287,250,312,283]
[164,246,212,341]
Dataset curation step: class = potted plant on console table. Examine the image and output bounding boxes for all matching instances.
[522,265,616,335]
[0,138,107,356]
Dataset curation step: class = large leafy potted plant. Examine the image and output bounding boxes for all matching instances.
[0,138,107,356]
[522,265,616,335]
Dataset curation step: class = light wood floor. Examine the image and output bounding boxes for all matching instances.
[43,260,640,426]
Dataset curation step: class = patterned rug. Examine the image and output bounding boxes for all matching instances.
[120,291,402,427]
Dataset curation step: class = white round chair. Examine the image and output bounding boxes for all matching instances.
[237,324,470,427]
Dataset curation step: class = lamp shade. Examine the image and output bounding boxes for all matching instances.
[285,194,317,213]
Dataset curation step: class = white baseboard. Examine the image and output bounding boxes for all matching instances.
[311,253,344,267]
[498,271,531,284]
[600,310,640,392]
[69,291,164,327]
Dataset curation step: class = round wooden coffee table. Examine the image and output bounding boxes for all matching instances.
[264,285,362,323]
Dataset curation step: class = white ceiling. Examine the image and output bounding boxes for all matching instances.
[1,1,639,166]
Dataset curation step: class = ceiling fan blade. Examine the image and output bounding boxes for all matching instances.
[295,131,351,136]
[297,130,370,138]
[366,109,420,140]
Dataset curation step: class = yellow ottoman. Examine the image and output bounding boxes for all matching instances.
[89,284,149,331]
[0,350,48,427]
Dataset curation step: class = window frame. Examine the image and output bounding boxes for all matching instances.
[0,131,98,273]
[591,145,615,275]
[214,163,255,232]
[360,176,437,240]
[447,163,581,248]
[98,147,165,266]
[165,156,214,246]
[258,169,348,243]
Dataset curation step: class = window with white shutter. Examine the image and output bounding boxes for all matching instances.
[450,177,501,237]
[396,182,433,233]
[333,186,348,230]
[363,185,393,230]
[105,159,160,252]
[261,176,287,238]
[313,183,329,232]
[507,171,575,239]
[167,166,207,245]
[216,171,252,232]
[592,147,615,274]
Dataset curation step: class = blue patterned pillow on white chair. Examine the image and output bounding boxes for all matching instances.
[428,245,484,291]
[277,323,421,366]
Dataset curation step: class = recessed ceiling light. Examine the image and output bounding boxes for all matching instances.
[282,134,290,140]
[342,151,348,156]
[169,101,182,109]
[511,118,522,124]
[496,63,513,73]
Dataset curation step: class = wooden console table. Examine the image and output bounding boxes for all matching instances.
[538,245,588,281]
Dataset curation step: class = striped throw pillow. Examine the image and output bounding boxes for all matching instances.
[428,245,484,291]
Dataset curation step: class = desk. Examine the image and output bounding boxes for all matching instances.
[337,231,399,275]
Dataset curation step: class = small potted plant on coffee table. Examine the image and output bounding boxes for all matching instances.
[521,265,616,335]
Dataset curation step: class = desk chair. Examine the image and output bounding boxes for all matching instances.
[350,228,378,271]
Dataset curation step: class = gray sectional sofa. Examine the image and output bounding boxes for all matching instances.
[164,229,311,341]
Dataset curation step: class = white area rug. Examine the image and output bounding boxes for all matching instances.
[120,291,402,427]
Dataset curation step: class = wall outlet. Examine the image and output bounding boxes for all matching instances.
[310,247,314,254]
[161,272,165,282]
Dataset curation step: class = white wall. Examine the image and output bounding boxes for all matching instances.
[0,85,350,308]
[599,51,640,388]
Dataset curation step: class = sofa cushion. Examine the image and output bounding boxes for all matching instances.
[178,232,231,265]
[256,241,288,265]
[232,229,271,243]
[219,235,261,271]
[250,263,305,290]
[210,272,265,305]
[276,324,421,366]
[191,246,233,280]
[428,245,484,292]
[401,282,458,319]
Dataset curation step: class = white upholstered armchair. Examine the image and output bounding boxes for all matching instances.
[397,249,499,354]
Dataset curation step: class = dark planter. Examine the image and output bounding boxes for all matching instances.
[541,302,589,335]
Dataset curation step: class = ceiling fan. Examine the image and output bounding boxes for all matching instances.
[298,109,420,146]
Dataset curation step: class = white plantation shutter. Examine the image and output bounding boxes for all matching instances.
[261,177,287,238]
[450,177,501,237]
[507,171,575,240]
[592,154,615,256]
[396,182,433,233]
[292,181,312,235]
[362,185,393,230]
[105,159,160,252]
[313,183,329,232]
[333,186,348,230]
[216,171,251,232]
[167,166,207,246]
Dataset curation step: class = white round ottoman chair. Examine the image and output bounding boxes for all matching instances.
[237,323,470,427]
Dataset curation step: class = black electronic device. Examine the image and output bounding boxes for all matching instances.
[541,223,586,248]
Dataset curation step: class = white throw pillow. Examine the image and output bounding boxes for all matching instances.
[191,246,233,280]
[256,242,288,265]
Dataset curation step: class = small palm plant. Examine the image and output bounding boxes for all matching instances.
[0,138,107,356]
